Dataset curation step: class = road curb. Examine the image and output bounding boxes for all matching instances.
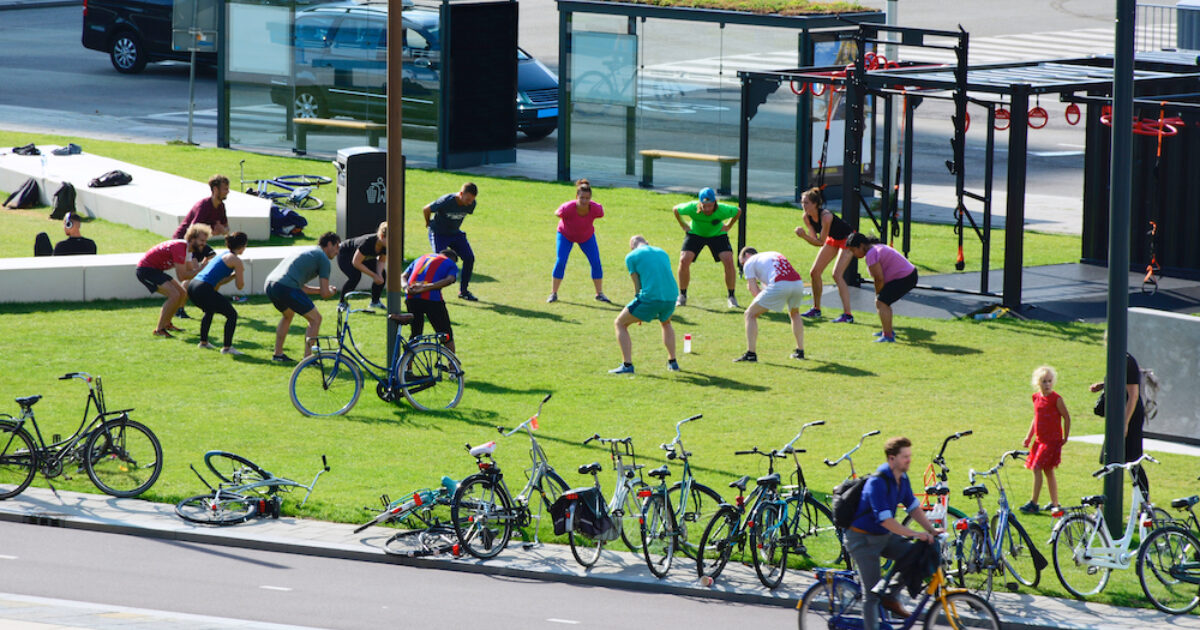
[0,506,799,609]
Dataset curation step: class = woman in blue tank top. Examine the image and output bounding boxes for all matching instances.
[187,232,248,354]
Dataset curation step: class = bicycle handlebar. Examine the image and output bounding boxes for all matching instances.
[58,372,92,382]
[780,420,825,452]
[937,430,973,458]
[584,433,632,446]
[969,449,1028,483]
[734,447,792,458]
[825,429,880,467]
[1092,454,1159,478]
[498,394,553,437]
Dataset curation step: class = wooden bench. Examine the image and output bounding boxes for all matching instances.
[638,150,740,195]
[293,118,387,155]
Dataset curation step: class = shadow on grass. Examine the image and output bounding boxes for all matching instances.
[466,301,576,324]
[640,371,768,392]
[464,380,551,396]
[899,327,982,356]
[807,360,877,377]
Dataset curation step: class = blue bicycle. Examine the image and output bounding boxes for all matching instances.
[954,449,1046,598]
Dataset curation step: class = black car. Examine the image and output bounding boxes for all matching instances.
[268,2,559,139]
[82,0,215,73]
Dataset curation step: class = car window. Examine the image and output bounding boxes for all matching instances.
[295,14,338,48]
[405,28,430,51]
[333,17,385,50]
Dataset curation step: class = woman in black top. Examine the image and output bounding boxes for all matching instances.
[794,187,854,323]
[1090,353,1149,492]
[338,222,388,308]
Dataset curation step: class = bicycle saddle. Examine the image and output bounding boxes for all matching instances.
[962,485,988,498]
[756,473,781,488]
[729,475,751,492]
[469,441,497,457]
[578,462,602,475]
[388,312,415,324]
[1081,494,1106,506]
[648,465,671,479]
[1172,495,1200,510]
[925,484,950,497]
[14,395,41,407]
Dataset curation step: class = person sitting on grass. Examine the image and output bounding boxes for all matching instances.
[610,235,680,375]
[53,212,96,256]
[1020,365,1071,513]
[264,231,341,363]
[188,231,248,356]
[734,247,807,363]
[135,224,210,338]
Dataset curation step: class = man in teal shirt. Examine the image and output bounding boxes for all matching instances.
[673,187,741,309]
[264,232,341,363]
[610,235,680,375]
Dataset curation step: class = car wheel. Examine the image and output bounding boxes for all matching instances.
[521,126,555,141]
[110,31,147,74]
[293,89,326,119]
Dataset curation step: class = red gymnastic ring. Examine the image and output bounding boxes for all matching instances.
[1028,106,1049,129]
[790,80,807,95]
[1065,103,1081,126]
[994,108,1011,131]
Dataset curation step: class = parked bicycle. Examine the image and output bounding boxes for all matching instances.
[450,394,568,559]
[239,159,327,211]
[638,414,724,578]
[954,449,1046,598]
[1049,454,1171,599]
[823,429,881,481]
[747,421,847,589]
[1138,478,1200,614]
[903,430,972,532]
[696,445,788,584]
[563,434,647,568]
[798,534,1001,630]
[175,451,330,526]
[289,291,464,415]
[0,373,162,499]
[356,476,461,557]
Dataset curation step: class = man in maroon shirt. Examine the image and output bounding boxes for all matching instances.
[174,175,230,239]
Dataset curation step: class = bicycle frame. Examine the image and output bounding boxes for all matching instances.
[917,430,973,526]
[960,450,1027,577]
[196,455,330,509]
[584,434,646,519]
[646,414,703,526]
[1054,455,1161,570]
[6,374,132,471]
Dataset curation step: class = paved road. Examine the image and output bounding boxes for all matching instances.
[0,520,793,630]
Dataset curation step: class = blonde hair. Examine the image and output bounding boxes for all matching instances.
[1031,365,1057,390]
[376,222,388,241]
[184,223,212,242]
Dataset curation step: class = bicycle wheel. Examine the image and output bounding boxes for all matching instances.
[793,495,848,569]
[0,423,37,500]
[1138,525,1200,614]
[1052,513,1112,598]
[84,418,162,498]
[568,505,605,568]
[797,576,861,630]
[290,354,362,417]
[996,514,1041,589]
[954,520,995,598]
[750,501,790,589]
[619,483,645,554]
[923,591,1001,630]
[450,475,514,559]
[204,451,271,485]
[275,174,332,187]
[665,481,723,559]
[284,192,324,211]
[175,492,258,525]
[640,493,676,578]
[398,344,464,411]
[384,523,458,557]
[697,506,740,581]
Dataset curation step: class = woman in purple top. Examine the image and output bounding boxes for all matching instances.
[847,233,918,343]
[548,178,609,304]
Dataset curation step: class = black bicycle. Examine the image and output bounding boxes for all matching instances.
[0,373,162,499]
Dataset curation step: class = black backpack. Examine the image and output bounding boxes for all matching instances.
[89,170,132,188]
[49,182,76,220]
[34,232,53,257]
[3,177,40,209]
[831,472,884,529]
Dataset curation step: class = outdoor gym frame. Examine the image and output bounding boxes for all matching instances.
[735,23,1200,310]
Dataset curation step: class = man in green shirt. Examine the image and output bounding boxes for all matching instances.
[610,235,680,375]
[673,187,741,309]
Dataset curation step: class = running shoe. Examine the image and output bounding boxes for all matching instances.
[873,330,886,337]
[1042,502,1061,512]
[676,294,687,307]
[152,329,173,338]
[221,347,245,356]
[667,359,680,372]
[874,335,896,343]
[800,307,822,318]
[176,307,192,319]
[733,351,757,363]
[546,293,558,303]
[727,296,740,309]
[272,353,294,363]
[791,349,806,360]
[458,291,478,302]
[595,293,612,304]
[832,313,854,324]
[369,301,385,310]
[1018,501,1039,514]
[608,363,635,375]
[197,341,215,350]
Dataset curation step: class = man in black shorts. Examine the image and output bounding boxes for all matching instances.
[402,248,461,353]
[673,187,741,309]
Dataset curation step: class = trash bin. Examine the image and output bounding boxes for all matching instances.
[1178,0,1200,50]
[335,146,389,239]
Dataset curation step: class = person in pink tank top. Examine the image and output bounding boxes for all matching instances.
[1020,365,1071,513]
[847,233,918,343]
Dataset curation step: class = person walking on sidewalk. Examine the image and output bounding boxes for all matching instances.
[188,231,248,355]
[795,187,854,323]
[846,436,942,630]
[610,235,680,375]
[264,232,341,363]
[847,233,918,343]
[337,222,388,309]
[548,178,610,304]
[734,247,807,362]
[424,182,479,301]
[673,187,741,309]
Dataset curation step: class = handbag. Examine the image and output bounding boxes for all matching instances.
[1093,392,1105,417]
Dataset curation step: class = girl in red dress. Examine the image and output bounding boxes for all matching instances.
[1020,366,1072,513]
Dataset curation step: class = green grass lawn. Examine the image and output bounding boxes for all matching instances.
[0,129,1179,607]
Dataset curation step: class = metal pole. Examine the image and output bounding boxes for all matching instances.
[186,0,198,145]
[737,74,750,254]
[386,0,406,364]
[1002,87,1029,310]
[1104,0,1136,538]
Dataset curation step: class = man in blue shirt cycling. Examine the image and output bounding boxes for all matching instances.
[846,436,943,629]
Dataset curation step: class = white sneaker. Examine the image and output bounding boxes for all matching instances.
[546,293,558,303]
[369,301,385,310]
[727,296,741,309]
[221,347,244,356]
[676,294,687,307]
[197,341,214,350]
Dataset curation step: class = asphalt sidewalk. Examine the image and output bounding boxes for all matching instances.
[0,487,1193,630]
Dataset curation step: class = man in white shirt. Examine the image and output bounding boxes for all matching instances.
[735,247,807,362]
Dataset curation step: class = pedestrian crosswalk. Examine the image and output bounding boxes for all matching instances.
[141,103,282,130]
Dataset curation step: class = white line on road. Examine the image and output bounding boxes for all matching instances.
[260,585,293,592]
[1032,150,1085,157]
[0,555,16,560]
[547,619,581,625]
[1058,143,1087,149]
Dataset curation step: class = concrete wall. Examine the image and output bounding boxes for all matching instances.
[1128,307,1200,443]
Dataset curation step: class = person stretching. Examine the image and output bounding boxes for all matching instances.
[424,182,478,301]
[135,224,210,337]
[548,178,609,304]
[610,235,680,375]
[338,222,388,309]
[673,187,741,309]
[735,247,807,362]
[795,187,854,322]
[847,233,918,343]
[264,232,341,363]
[188,232,248,355]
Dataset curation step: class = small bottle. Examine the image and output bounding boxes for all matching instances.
[683,334,692,353]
